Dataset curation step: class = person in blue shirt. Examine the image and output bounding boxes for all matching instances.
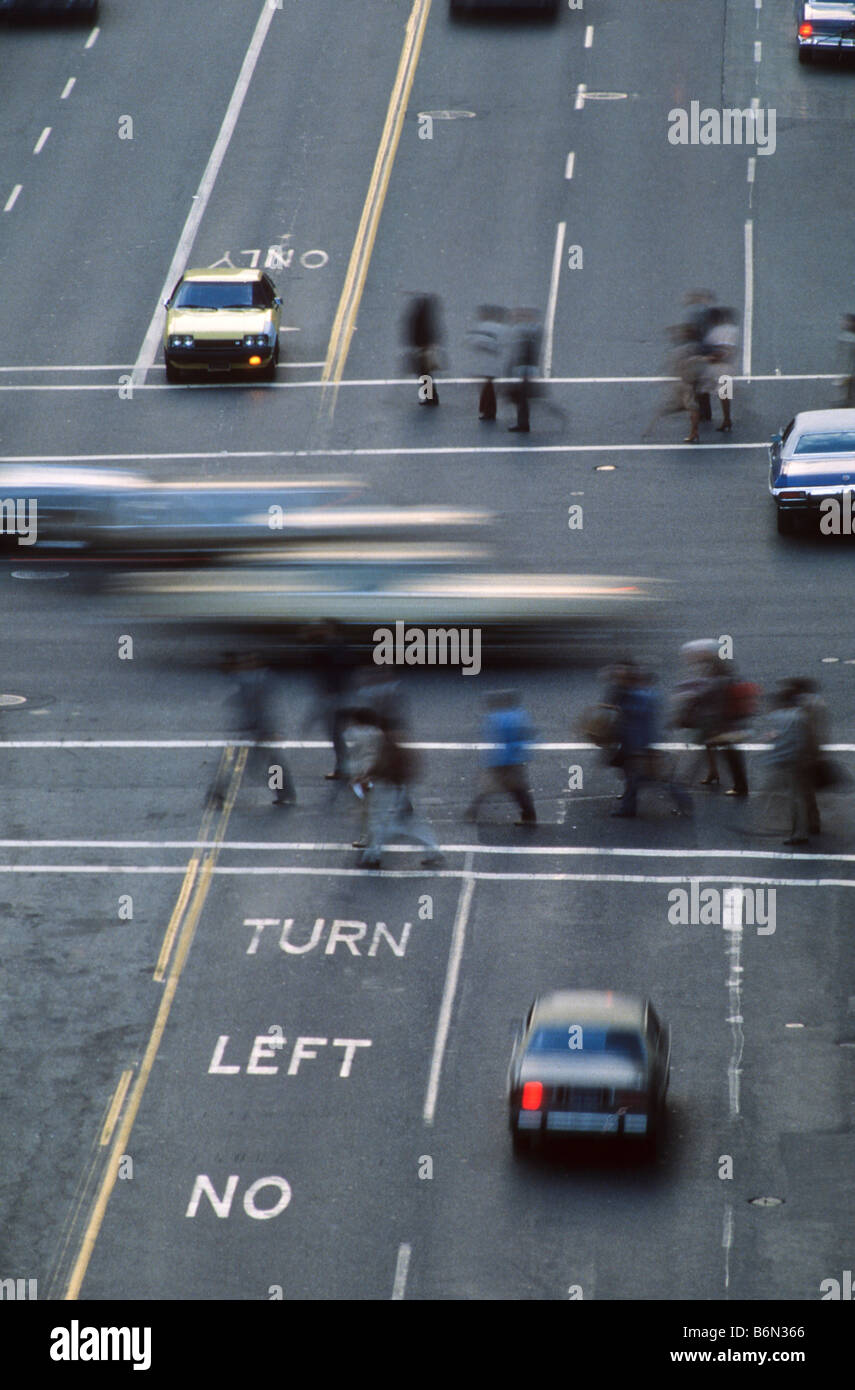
[466,691,537,825]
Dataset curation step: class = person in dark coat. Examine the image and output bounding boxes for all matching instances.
[506,309,542,433]
[403,293,443,406]
[212,651,296,808]
[610,666,692,819]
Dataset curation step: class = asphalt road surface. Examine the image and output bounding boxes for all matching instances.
[1,0,855,1305]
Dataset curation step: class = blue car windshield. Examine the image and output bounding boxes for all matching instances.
[528,1027,645,1060]
[794,432,855,455]
[174,282,271,310]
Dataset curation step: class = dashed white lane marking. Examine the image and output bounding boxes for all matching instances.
[84,25,99,49]
[754,40,762,61]
[584,24,593,47]
[61,78,76,100]
[565,150,575,179]
[723,1201,734,1294]
[424,855,474,1125]
[391,1243,411,1300]
[542,221,566,379]
[747,157,756,184]
[33,128,51,156]
[743,220,754,378]
[723,887,745,1119]
[575,83,586,110]
[132,0,277,385]
[4,185,22,212]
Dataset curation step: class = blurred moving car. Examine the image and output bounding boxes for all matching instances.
[0,0,97,17]
[507,990,670,1154]
[450,0,559,17]
[769,409,855,533]
[796,1,855,62]
[163,268,282,382]
[0,467,364,562]
[106,563,667,654]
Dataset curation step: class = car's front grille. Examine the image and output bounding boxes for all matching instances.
[549,1086,612,1111]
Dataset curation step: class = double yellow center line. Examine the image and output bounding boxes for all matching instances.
[61,746,247,1300]
[321,0,433,416]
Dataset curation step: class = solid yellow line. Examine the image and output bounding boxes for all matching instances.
[153,856,199,983]
[153,747,231,982]
[322,0,433,408]
[99,1068,133,1148]
[63,747,247,1300]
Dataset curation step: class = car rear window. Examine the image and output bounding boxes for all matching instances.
[528,1027,644,1059]
[794,432,855,455]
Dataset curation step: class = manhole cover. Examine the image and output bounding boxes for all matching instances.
[748,1196,784,1207]
[0,694,27,707]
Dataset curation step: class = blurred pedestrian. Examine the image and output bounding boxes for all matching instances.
[672,643,754,797]
[212,651,296,808]
[403,293,444,406]
[610,665,692,819]
[359,721,444,869]
[789,677,831,835]
[342,706,385,849]
[301,619,352,780]
[466,691,537,825]
[506,308,542,433]
[465,304,509,421]
[702,306,739,432]
[756,682,812,845]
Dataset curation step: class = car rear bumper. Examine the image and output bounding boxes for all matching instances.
[798,33,855,50]
[514,1109,649,1136]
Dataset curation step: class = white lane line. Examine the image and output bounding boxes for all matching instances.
[584,24,593,47]
[391,1243,411,1300]
[747,157,755,184]
[132,0,276,385]
[0,369,836,383]
[565,151,575,179]
[754,40,762,62]
[723,887,745,1118]
[542,221,566,379]
[4,739,854,753]
[0,866,850,885]
[33,128,51,156]
[84,25,99,49]
[723,1202,734,1293]
[0,442,771,464]
[743,220,754,378]
[575,83,586,110]
[424,854,475,1125]
[4,185,22,212]
[61,78,76,100]
[5,840,855,864]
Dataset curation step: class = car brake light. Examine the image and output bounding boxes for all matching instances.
[778,490,806,500]
[799,22,813,36]
[249,355,262,367]
[521,1081,543,1110]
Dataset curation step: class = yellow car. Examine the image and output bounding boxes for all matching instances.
[163,267,282,383]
